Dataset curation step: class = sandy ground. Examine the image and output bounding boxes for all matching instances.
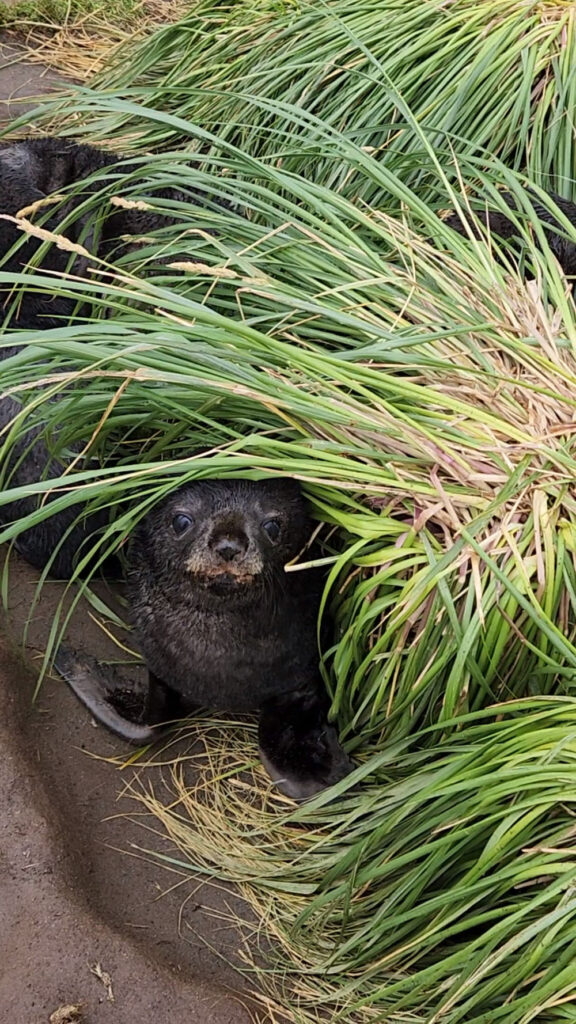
[1,557,261,1023]
[0,38,270,1024]
[0,40,66,123]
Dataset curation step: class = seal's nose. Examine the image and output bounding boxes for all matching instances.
[211,534,248,562]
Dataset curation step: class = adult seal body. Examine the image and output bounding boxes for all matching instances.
[444,188,576,286]
[56,478,353,801]
[0,136,224,574]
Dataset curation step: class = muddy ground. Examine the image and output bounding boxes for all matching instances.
[0,37,271,1024]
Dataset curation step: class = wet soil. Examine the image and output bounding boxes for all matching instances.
[0,551,262,1023]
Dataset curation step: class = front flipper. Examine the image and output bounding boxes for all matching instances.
[54,646,180,744]
[258,685,353,802]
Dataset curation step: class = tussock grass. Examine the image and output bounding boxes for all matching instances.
[2,108,576,743]
[47,0,576,205]
[124,699,576,1022]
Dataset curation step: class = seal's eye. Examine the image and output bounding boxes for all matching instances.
[262,518,281,542]
[172,514,193,536]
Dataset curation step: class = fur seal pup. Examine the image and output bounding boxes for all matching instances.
[444,189,576,285]
[55,477,353,800]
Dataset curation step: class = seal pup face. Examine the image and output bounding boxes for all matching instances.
[132,478,312,592]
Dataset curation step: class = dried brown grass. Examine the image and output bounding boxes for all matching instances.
[8,0,194,82]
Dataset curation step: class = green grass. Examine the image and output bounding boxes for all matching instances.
[41,0,576,207]
[123,697,576,1022]
[2,103,576,744]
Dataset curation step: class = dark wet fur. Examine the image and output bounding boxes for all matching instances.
[0,135,207,328]
[57,478,353,800]
[128,479,322,710]
[0,388,118,578]
[444,189,576,283]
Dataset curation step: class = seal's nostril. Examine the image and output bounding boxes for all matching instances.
[212,536,247,562]
[218,543,240,562]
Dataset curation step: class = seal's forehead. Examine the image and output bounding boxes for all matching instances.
[157,480,243,517]
[157,478,304,519]
[213,479,304,516]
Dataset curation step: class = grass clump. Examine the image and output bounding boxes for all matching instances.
[0,0,196,82]
[0,0,138,25]
[126,699,576,1023]
[49,0,576,205]
[2,106,576,745]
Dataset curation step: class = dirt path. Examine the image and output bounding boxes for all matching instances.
[0,40,268,1024]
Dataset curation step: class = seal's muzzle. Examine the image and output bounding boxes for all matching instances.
[184,515,264,581]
